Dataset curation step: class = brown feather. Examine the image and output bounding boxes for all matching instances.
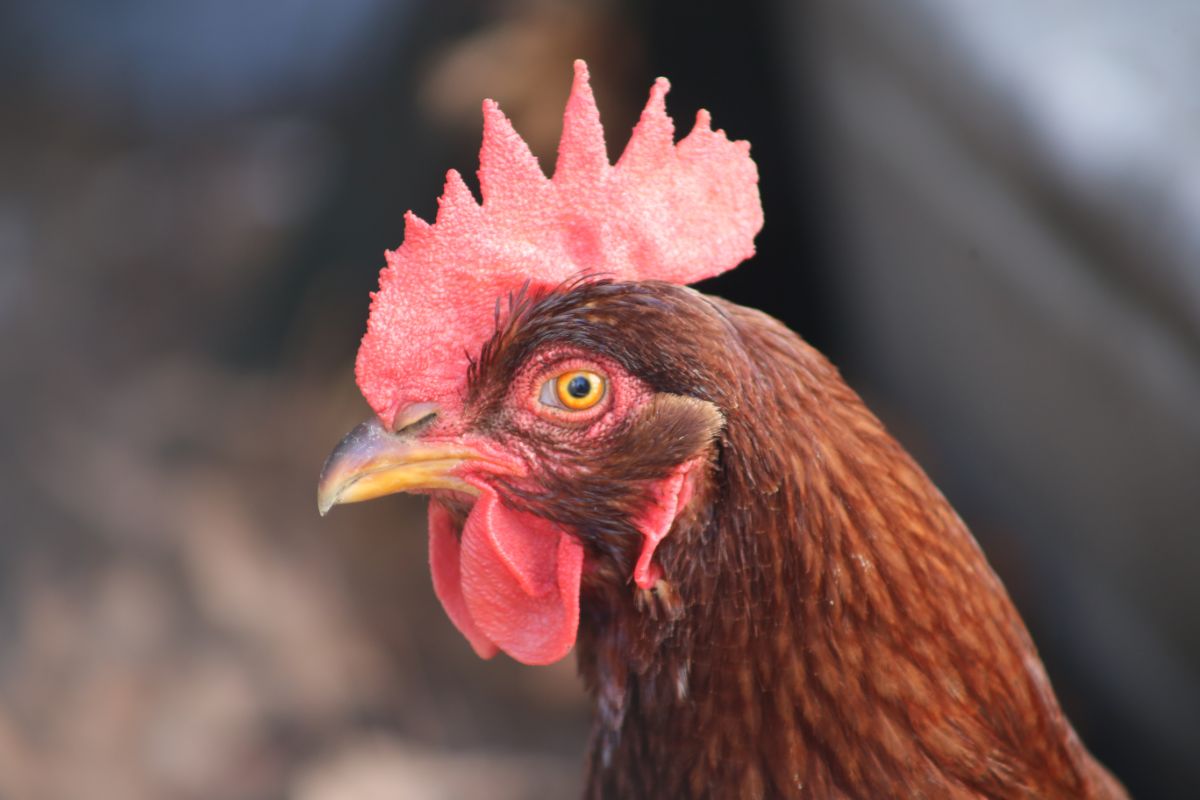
[468,280,1124,799]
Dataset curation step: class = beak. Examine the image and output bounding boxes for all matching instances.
[317,417,488,515]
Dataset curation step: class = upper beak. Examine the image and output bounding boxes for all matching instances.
[317,416,489,515]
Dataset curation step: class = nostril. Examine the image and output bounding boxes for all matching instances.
[391,402,441,434]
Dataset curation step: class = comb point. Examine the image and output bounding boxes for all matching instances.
[617,76,675,172]
[403,210,431,242]
[436,169,480,227]
[480,99,547,208]
[555,59,609,183]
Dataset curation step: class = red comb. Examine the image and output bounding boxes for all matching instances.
[355,60,762,425]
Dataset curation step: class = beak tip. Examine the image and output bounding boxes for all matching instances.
[316,415,490,516]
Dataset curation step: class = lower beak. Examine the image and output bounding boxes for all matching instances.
[317,418,485,515]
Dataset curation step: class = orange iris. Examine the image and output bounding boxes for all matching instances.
[555,370,605,410]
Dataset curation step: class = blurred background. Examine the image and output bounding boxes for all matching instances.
[1,0,1197,797]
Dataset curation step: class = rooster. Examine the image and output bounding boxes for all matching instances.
[318,61,1125,799]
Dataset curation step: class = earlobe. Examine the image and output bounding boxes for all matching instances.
[632,458,700,590]
[625,394,722,589]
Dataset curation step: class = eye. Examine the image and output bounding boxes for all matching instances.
[540,369,607,411]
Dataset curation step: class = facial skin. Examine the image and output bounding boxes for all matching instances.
[318,280,727,662]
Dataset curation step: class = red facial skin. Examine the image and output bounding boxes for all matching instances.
[509,350,653,436]
[420,349,688,666]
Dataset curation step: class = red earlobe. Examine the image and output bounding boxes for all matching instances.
[632,460,699,590]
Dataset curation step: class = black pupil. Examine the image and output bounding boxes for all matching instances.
[566,375,592,399]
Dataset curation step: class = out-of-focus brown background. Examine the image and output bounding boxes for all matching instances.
[2,1,1197,798]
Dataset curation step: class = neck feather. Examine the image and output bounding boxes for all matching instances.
[577,306,1112,799]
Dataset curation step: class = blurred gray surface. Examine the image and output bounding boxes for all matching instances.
[786,0,1200,794]
[0,3,595,798]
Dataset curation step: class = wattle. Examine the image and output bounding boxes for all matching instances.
[428,491,584,665]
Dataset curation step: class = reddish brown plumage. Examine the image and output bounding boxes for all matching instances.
[313,60,1127,798]
[454,279,1124,798]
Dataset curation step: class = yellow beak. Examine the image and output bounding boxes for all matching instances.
[317,418,486,515]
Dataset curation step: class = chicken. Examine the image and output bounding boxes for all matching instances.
[317,61,1125,799]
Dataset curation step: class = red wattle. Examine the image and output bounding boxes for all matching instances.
[429,501,498,659]
[428,492,584,666]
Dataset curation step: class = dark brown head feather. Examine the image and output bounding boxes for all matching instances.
[465,280,728,580]
[461,280,1123,800]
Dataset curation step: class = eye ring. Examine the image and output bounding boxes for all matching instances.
[539,368,607,412]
